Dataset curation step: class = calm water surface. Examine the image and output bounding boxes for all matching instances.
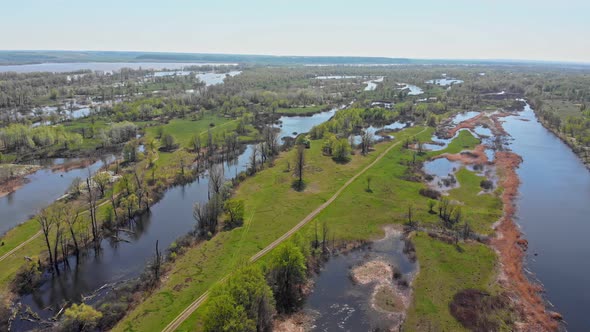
[304,232,416,331]
[0,156,114,235]
[503,103,590,331]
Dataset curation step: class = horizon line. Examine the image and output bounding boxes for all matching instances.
[1,49,589,66]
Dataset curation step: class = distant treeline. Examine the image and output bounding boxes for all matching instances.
[3,50,590,67]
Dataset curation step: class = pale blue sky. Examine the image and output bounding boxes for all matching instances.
[1,0,589,62]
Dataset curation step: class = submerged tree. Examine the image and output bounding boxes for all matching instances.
[38,206,58,272]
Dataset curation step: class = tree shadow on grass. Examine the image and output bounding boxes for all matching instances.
[332,157,351,165]
[291,180,307,192]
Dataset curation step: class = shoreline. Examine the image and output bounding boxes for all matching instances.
[535,116,590,172]
[443,110,559,330]
[0,165,41,198]
[492,151,558,330]
[489,111,559,331]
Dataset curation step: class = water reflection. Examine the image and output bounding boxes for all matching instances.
[304,231,416,331]
[502,102,590,331]
[0,156,115,235]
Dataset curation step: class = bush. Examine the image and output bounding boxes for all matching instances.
[160,133,178,151]
[419,188,441,199]
[97,302,128,330]
[61,304,102,332]
[207,265,275,332]
[480,179,494,190]
[12,259,41,294]
[203,295,255,332]
[224,199,245,229]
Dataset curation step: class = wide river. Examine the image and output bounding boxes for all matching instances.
[503,103,590,331]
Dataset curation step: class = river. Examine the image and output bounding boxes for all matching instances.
[502,103,590,331]
[0,156,115,235]
[11,107,343,331]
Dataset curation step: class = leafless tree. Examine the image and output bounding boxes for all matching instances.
[293,145,305,190]
[63,203,81,258]
[249,144,259,175]
[208,164,225,198]
[360,132,373,155]
[38,207,57,271]
[85,171,100,248]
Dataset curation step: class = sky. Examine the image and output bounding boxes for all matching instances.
[1,0,589,63]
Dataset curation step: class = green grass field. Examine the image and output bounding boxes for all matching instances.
[447,168,502,234]
[144,115,235,147]
[115,126,506,332]
[404,234,498,331]
[114,127,429,331]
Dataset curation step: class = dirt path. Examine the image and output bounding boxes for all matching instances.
[0,230,42,262]
[161,127,428,332]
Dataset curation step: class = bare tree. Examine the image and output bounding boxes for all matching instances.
[151,240,162,284]
[193,195,222,238]
[38,207,57,271]
[63,202,81,258]
[208,164,225,198]
[407,205,414,227]
[293,145,305,190]
[53,215,64,273]
[249,144,259,175]
[360,132,373,155]
[262,125,279,157]
[85,174,100,247]
[321,221,329,254]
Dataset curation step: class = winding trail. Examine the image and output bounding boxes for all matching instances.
[161,127,427,332]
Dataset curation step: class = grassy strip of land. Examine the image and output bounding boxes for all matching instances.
[116,126,503,331]
[182,129,504,331]
[144,115,238,147]
[404,234,498,331]
[114,127,429,331]
[447,168,502,234]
